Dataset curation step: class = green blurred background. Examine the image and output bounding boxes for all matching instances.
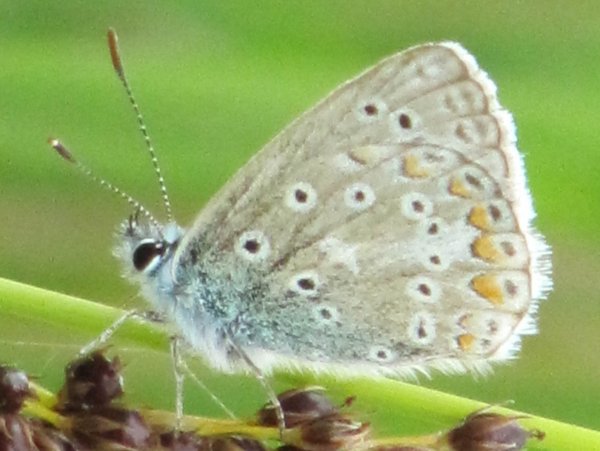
[1,0,599,434]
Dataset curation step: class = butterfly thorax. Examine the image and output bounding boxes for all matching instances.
[115,218,272,372]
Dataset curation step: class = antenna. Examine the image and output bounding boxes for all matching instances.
[49,138,162,232]
[107,28,174,222]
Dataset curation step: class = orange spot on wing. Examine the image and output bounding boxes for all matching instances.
[472,235,502,262]
[403,155,429,178]
[457,333,475,351]
[449,177,470,197]
[471,274,504,305]
[469,204,490,230]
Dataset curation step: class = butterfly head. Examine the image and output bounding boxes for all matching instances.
[115,212,184,280]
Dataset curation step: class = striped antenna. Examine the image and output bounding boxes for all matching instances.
[49,138,162,232]
[107,28,174,222]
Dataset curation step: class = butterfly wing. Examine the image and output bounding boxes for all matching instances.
[173,43,551,376]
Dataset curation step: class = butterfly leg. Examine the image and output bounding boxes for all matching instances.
[226,336,286,437]
[170,336,185,431]
[171,346,237,420]
[78,309,164,356]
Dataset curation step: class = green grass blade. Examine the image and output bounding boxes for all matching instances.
[1,277,598,449]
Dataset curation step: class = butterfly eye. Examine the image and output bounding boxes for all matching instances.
[132,240,165,272]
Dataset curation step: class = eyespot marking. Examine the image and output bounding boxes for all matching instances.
[289,270,321,297]
[355,98,388,123]
[400,192,433,220]
[285,182,318,213]
[408,312,436,345]
[344,183,376,211]
[406,276,441,303]
[235,230,270,262]
[368,345,397,363]
[312,305,340,326]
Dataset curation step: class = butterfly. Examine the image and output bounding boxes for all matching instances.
[56,31,552,382]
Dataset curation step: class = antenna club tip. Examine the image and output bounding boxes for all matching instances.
[48,138,76,163]
[107,28,124,76]
[107,28,118,49]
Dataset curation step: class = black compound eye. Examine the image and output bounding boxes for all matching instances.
[132,240,165,272]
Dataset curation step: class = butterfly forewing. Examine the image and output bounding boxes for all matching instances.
[173,43,550,376]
